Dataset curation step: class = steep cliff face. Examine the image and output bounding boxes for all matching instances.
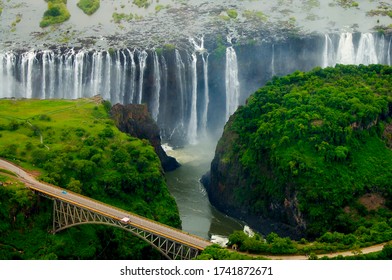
[204,114,306,239]
[110,103,180,172]
[204,65,392,239]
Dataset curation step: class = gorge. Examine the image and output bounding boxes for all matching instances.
[1,0,392,248]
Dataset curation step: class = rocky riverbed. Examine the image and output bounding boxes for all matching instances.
[1,0,391,50]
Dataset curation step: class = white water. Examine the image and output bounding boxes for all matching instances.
[322,34,335,68]
[336,32,355,65]
[388,37,392,66]
[74,50,85,99]
[377,34,386,65]
[201,52,209,137]
[152,50,161,121]
[271,44,276,76]
[41,50,48,99]
[0,32,390,146]
[333,32,380,66]
[21,51,35,99]
[187,52,198,144]
[225,46,240,121]
[126,49,137,104]
[355,33,378,65]
[112,50,122,104]
[137,50,148,104]
[187,36,208,144]
[175,49,186,128]
[103,52,111,101]
[210,235,229,247]
[0,53,15,99]
[120,50,127,103]
[91,51,103,98]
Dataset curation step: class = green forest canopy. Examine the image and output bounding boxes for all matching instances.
[227,64,392,237]
[0,98,180,259]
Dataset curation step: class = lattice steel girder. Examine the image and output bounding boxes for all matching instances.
[52,199,201,260]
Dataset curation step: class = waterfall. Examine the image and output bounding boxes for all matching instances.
[186,36,208,143]
[271,44,276,76]
[187,52,198,144]
[0,32,390,145]
[322,34,335,67]
[61,49,75,99]
[175,49,186,130]
[201,52,209,136]
[152,50,161,121]
[41,50,48,99]
[377,34,386,65]
[355,33,378,65]
[21,51,36,99]
[126,49,137,104]
[388,37,391,66]
[103,52,111,101]
[74,50,85,99]
[336,32,355,65]
[91,51,103,98]
[112,50,122,104]
[225,46,240,121]
[160,55,168,129]
[2,52,17,98]
[137,50,148,104]
[8,53,17,97]
[0,53,4,98]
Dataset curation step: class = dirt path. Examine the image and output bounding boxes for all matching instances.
[255,242,388,260]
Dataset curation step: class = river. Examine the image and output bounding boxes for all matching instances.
[164,137,245,244]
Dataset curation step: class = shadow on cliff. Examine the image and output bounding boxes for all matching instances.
[110,103,180,172]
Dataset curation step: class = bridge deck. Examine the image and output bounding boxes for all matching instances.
[0,159,212,251]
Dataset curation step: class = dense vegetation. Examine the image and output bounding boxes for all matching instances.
[222,229,392,257]
[77,0,100,15]
[196,241,392,260]
[212,64,392,244]
[40,0,71,28]
[0,98,180,259]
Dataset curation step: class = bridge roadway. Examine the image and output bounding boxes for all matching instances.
[0,159,212,252]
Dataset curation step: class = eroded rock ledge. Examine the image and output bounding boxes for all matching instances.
[110,103,180,172]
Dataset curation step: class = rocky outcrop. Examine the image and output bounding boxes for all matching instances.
[110,103,180,172]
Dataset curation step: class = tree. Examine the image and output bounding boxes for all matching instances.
[67,178,82,194]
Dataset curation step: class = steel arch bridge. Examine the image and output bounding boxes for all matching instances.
[50,198,201,260]
[0,159,212,260]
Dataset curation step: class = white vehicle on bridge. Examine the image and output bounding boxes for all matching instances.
[120,217,130,223]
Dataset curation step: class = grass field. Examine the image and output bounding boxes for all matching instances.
[0,98,129,167]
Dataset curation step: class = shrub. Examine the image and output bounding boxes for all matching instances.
[8,120,20,131]
[133,0,151,8]
[38,114,51,121]
[77,0,100,15]
[227,9,238,19]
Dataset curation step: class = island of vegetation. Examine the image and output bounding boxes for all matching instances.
[77,0,100,15]
[203,64,392,258]
[0,97,180,259]
[40,0,71,28]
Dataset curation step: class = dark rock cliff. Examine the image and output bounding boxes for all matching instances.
[110,103,180,172]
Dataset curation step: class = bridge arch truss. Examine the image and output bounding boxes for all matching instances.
[52,199,201,260]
